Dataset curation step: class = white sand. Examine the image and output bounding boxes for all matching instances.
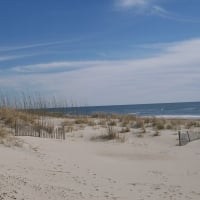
[0,129,200,200]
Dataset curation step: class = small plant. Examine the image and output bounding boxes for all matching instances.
[137,132,144,138]
[74,116,89,124]
[65,126,74,132]
[104,126,118,140]
[98,119,107,127]
[141,127,146,133]
[91,112,107,119]
[143,117,151,124]
[153,130,160,136]
[152,118,165,130]
[120,127,130,133]
[133,119,144,129]
[0,127,7,138]
[107,120,117,126]
[91,125,120,141]
[87,120,96,126]
[166,124,173,129]
[185,121,200,129]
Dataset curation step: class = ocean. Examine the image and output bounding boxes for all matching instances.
[61,101,200,118]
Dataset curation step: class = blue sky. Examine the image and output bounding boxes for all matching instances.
[0,0,200,105]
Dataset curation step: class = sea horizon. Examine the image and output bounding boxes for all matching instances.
[54,101,200,118]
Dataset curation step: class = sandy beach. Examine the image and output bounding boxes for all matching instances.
[1,122,200,200]
[1,0,200,199]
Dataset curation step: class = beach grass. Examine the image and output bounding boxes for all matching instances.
[1,92,200,144]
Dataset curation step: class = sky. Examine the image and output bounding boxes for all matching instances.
[0,0,200,106]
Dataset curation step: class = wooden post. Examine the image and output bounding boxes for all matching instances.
[178,131,181,146]
[14,120,17,136]
[187,131,191,142]
[62,126,65,140]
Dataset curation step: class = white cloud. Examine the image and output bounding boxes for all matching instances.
[116,0,157,11]
[12,60,121,73]
[116,0,200,23]
[116,0,173,19]
[1,38,200,105]
[117,0,152,8]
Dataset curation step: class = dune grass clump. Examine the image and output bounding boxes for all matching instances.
[0,127,7,138]
[32,121,54,134]
[132,119,144,129]
[119,115,136,127]
[107,120,117,126]
[91,124,125,142]
[120,126,130,133]
[103,126,118,140]
[0,126,23,147]
[98,119,107,127]
[153,129,161,136]
[87,119,96,127]
[74,116,89,124]
[186,120,200,129]
[0,107,39,129]
[152,118,166,130]
[91,112,108,119]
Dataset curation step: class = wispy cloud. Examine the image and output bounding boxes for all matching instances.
[11,61,115,73]
[116,0,157,11]
[2,38,200,105]
[0,37,88,53]
[116,0,200,23]
[0,55,27,62]
[0,41,63,52]
[151,5,200,23]
[117,0,152,8]
[116,0,176,20]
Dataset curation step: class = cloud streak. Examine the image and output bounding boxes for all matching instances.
[1,38,200,105]
[116,0,178,20]
[0,37,88,53]
[0,55,28,62]
[116,0,200,23]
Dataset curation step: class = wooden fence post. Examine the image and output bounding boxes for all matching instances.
[187,131,191,142]
[178,131,181,146]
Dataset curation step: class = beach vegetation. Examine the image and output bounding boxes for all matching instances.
[120,126,130,133]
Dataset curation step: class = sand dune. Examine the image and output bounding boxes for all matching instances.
[0,129,200,200]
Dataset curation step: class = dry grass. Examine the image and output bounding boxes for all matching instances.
[91,125,125,142]
[74,116,89,124]
[98,119,107,127]
[153,130,161,136]
[120,126,130,133]
[0,108,37,128]
[186,120,200,129]
[91,113,108,119]
[132,119,144,129]
[0,126,23,147]
[1,93,200,145]
[0,126,7,138]
[107,120,117,126]
[0,107,60,139]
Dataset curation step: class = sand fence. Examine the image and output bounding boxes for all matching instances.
[178,130,200,146]
[14,121,65,140]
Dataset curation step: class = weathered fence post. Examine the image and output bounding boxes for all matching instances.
[14,120,17,136]
[178,131,181,146]
[187,131,191,142]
